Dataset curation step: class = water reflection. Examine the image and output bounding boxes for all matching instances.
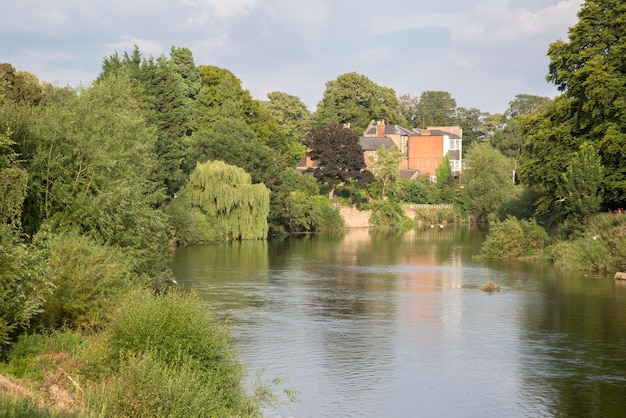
[172,227,626,417]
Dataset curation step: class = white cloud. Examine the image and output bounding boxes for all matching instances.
[457,0,581,46]
[105,37,164,56]
[181,0,259,27]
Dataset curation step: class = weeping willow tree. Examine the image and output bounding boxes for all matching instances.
[186,160,270,241]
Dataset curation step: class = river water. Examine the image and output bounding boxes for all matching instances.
[171,227,626,417]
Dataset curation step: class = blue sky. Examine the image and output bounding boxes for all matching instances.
[1,0,582,114]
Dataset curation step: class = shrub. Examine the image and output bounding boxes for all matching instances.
[479,216,549,260]
[38,231,136,330]
[88,352,247,418]
[369,200,412,230]
[397,178,441,204]
[0,225,51,350]
[0,396,71,418]
[105,289,257,416]
[550,212,626,273]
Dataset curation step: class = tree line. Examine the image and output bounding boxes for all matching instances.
[1,0,625,413]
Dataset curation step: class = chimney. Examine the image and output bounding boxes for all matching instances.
[376,120,385,138]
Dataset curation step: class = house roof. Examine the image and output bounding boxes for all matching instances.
[358,136,397,151]
[399,169,419,179]
[416,129,461,139]
[364,124,415,137]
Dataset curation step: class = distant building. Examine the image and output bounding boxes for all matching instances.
[297,120,463,181]
[362,120,462,179]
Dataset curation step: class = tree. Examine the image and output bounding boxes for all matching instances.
[435,155,452,185]
[504,94,551,119]
[0,124,27,227]
[262,92,310,143]
[0,64,44,105]
[314,73,406,134]
[454,106,486,146]
[399,93,419,128]
[305,123,372,198]
[529,0,626,208]
[463,143,516,222]
[556,142,604,222]
[414,91,457,128]
[186,160,270,240]
[368,145,402,199]
[27,76,171,277]
[97,46,199,196]
[195,66,292,157]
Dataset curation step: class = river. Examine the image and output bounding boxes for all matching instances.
[171,226,626,417]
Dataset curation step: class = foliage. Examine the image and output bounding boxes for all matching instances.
[550,212,626,273]
[479,216,549,260]
[0,124,28,228]
[27,76,172,278]
[184,160,270,241]
[494,186,542,221]
[369,200,412,230]
[396,177,442,204]
[280,192,344,234]
[556,142,604,222]
[0,64,44,106]
[98,45,200,196]
[195,65,292,156]
[368,145,402,199]
[0,395,71,418]
[435,155,452,185]
[522,0,626,211]
[37,231,136,330]
[314,73,406,134]
[262,91,310,148]
[463,143,516,222]
[105,289,258,416]
[0,225,51,350]
[305,123,372,197]
[413,90,457,128]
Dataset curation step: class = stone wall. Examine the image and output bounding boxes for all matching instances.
[338,205,372,228]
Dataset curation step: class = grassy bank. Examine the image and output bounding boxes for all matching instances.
[0,288,276,417]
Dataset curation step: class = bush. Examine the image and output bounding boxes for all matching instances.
[0,396,71,418]
[280,193,344,234]
[397,178,441,204]
[89,352,246,418]
[0,225,51,350]
[369,200,412,230]
[550,212,626,273]
[105,289,257,416]
[166,192,227,245]
[479,216,549,260]
[36,231,137,330]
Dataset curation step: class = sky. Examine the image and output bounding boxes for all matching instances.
[1,0,583,114]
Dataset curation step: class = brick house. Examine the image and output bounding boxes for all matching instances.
[362,120,462,180]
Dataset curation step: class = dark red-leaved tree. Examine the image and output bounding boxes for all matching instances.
[305,123,372,198]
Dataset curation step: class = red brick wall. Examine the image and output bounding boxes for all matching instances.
[407,134,444,175]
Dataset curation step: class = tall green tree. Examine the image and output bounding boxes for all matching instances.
[369,145,402,200]
[556,142,604,222]
[463,143,516,222]
[314,73,406,134]
[305,123,372,198]
[522,0,626,209]
[27,76,171,277]
[262,91,310,144]
[454,106,486,146]
[98,46,199,196]
[414,90,457,128]
[195,66,292,156]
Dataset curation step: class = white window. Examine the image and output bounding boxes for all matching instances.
[449,138,460,150]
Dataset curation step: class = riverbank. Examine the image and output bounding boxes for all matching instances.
[338,203,457,228]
